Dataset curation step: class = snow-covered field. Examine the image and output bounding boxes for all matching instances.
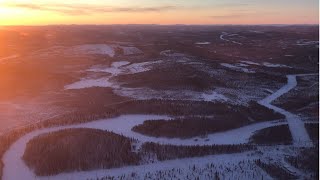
[220,63,255,73]
[65,58,229,103]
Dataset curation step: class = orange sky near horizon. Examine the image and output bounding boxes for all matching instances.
[0,0,318,25]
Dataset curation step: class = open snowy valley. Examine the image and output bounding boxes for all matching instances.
[0,25,318,180]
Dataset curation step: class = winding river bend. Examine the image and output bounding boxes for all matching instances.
[2,74,317,180]
[258,74,317,147]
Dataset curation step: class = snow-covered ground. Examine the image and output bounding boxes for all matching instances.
[119,46,143,55]
[296,40,319,46]
[262,62,292,68]
[31,44,143,58]
[3,70,317,180]
[249,30,265,34]
[68,44,115,57]
[258,74,317,147]
[240,60,260,66]
[64,77,116,89]
[65,60,162,90]
[160,50,186,57]
[115,88,229,102]
[88,60,162,75]
[220,63,255,73]
[0,55,19,63]
[2,114,285,180]
[65,58,229,103]
[240,60,292,68]
[40,152,270,180]
[195,42,211,45]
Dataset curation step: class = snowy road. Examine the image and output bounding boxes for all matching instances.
[258,74,317,147]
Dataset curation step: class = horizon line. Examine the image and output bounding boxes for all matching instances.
[0,23,319,27]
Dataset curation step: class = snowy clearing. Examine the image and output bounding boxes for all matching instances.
[69,44,115,57]
[160,50,186,57]
[87,61,162,76]
[65,59,228,103]
[240,60,260,66]
[65,60,162,90]
[296,40,319,46]
[240,60,292,68]
[64,77,116,90]
[220,63,255,73]
[0,55,19,63]
[195,42,211,45]
[262,62,292,68]
[114,88,229,102]
[119,46,143,55]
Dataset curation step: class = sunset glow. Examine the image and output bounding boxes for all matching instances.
[0,0,318,25]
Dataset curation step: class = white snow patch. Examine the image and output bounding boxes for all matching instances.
[64,77,116,90]
[66,60,162,90]
[0,55,19,63]
[296,40,319,46]
[68,44,115,57]
[195,42,211,45]
[201,91,229,102]
[249,30,264,34]
[120,46,143,55]
[240,60,260,66]
[112,61,131,68]
[220,63,255,73]
[262,62,292,68]
[31,44,115,57]
[160,50,185,57]
[115,88,228,103]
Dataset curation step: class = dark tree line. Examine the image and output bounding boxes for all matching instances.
[140,142,256,161]
[133,117,250,138]
[255,160,297,179]
[249,125,292,145]
[286,146,319,179]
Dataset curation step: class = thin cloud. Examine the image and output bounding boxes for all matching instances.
[5,3,178,15]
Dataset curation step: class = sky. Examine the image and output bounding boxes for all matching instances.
[0,0,318,25]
